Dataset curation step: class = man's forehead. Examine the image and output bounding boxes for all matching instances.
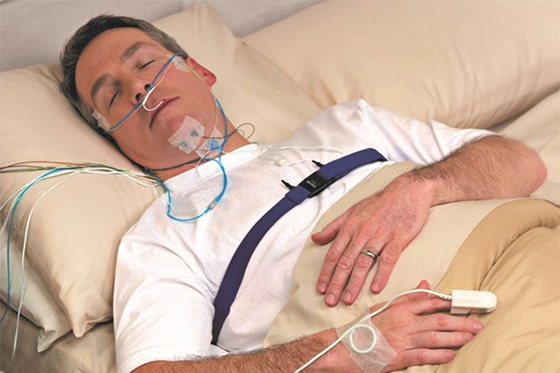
[120,41,156,62]
[87,27,159,56]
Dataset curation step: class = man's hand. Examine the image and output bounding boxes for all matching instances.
[313,135,546,307]
[370,280,484,373]
[313,174,433,306]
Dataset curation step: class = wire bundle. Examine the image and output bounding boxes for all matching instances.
[0,161,161,368]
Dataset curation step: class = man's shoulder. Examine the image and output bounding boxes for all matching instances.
[121,192,170,243]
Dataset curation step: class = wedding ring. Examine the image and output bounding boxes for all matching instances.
[360,249,378,262]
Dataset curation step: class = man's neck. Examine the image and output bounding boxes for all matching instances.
[155,129,250,181]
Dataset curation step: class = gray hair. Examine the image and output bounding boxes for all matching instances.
[60,14,189,137]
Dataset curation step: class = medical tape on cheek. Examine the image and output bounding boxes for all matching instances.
[92,111,111,132]
[167,116,205,154]
[335,311,397,373]
[172,57,192,73]
[172,56,209,86]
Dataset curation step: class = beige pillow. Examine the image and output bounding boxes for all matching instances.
[492,91,560,205]
[0,235,72,352]
[244,0,560,129]
[0,0,321,351]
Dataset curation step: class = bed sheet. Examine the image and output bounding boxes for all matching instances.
[0,303,115,373]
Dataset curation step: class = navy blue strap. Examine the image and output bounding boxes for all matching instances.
[211,148,386,344]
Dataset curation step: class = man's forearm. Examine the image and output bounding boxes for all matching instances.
[402,135,547,206]
[133,329,355,373]
[311,135,546,302]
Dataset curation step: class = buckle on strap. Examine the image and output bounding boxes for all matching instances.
[282,160,335,198]
[300,171,336,197]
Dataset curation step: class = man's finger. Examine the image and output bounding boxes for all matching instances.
[341,250,377,305]
[316,223,353,295]
[422,313,484,334]
[322,237,368,306]
[384,349,455,373]
[370,244,401,293]
[409,331,475,350]
[311,213,346,245]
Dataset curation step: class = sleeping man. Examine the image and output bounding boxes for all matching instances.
[60,15,546,373]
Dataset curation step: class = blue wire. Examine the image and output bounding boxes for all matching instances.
[164,97,229,222]
[0,167,76,324]
[164,158,228,223]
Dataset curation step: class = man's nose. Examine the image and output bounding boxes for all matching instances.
[134,83,152,103]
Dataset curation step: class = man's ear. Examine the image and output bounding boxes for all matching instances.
[185,57,217,88]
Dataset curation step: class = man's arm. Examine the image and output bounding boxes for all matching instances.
[133,329,349,373]
[132,281,483,373]
[407,134,547,203]
[313,135,547,306]
[132,331,450,373]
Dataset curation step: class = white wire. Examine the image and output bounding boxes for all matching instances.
[0,171,52,250]
[6,171,80,370]
[0,167,159,265]
[0,165,163,370]
[0,171,52,212]
[0,169,75,370]
[276,159,319,185]
[293,289,452,373]
[0,165,161,264]
[271,145,346,154]
[0,166,160,251]
[0,167,159,240]
[257,144,347,187]
[0,167,159,215]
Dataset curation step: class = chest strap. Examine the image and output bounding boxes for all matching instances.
[211,148,387,345]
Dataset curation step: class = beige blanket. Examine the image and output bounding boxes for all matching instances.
[421,204,559,373]
[265,162,560,373]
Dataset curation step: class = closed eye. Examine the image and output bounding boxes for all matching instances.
[109,89,119,107]
[140,60,155,69]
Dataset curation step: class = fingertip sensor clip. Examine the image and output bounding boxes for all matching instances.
[450,290,497,315]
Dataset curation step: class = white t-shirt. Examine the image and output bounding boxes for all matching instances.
[113,100,491,373]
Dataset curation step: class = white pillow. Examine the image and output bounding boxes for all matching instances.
[0,0,321,351]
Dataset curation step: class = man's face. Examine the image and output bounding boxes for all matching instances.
[75,27,219,173]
